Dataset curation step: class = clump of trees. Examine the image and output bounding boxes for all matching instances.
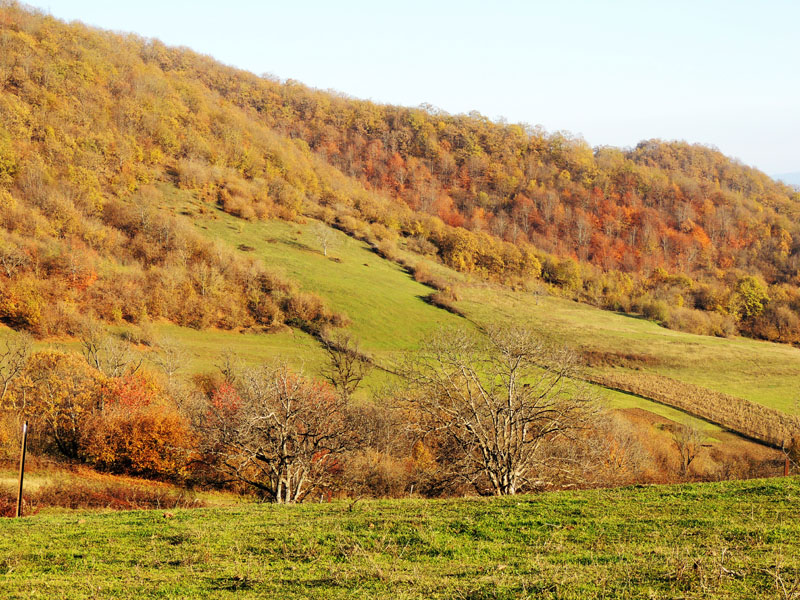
[0,323,790,503]
[0,330,193,478]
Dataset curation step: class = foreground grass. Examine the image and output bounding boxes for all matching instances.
[1,478,799,599]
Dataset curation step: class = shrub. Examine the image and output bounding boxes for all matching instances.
[375,239,400,262]
[82,405,194,480]
[247,292,283,327]
[340,450,412,498]
[406,235,438,256]
[412,263,450,291]
[175,158,211,190]
[427,290,464,316]
[641,299,669,323]
[284,292,326,324]
[7,350,105,459]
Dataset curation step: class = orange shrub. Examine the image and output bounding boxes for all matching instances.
[81,406,194,480]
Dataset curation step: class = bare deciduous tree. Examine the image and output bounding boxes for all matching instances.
[0,240,29,278]
[312,221,337,257]
[201,362,352,503]
[399,325,599,496]
[671,422,705,476]
[80,323,142,378]
[150,338,188,382]
[319,331,372,401]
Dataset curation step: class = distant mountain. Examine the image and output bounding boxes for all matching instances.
[774,172,800,186]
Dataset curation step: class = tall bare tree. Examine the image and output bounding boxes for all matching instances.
[319,331,372,401]
[201,362,352,503]
[399,325,598,495]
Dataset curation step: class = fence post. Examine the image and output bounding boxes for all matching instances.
[16,420,28,518]
[785,456,790,477]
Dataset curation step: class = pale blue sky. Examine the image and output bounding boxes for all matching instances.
[29,1,800,174]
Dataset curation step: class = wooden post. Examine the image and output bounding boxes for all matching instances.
[16,421,28,518]
[785,456,790,477]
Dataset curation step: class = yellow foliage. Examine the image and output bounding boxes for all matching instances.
[8,350,105,459]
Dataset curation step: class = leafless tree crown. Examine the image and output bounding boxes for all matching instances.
[201,362,352,503]
[319,331,372,401]
[400,325,599,495]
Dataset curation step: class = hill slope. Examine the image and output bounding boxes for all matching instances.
[0,3,797,480]
[1,3,799,346]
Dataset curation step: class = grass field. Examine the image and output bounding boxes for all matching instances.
[171,192,800,418]
[458,285,800,415]
[1,477,798,599]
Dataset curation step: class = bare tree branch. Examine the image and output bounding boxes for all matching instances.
[199,361,353,503]
[398,325,600,495]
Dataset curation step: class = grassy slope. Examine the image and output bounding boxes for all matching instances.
[1,477,798,599]
[163,191,726,430]
[178,195,796,427]
[176,207,466,352]
[459,286,800,414]
[4,184,796,432]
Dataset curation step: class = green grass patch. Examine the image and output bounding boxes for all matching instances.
[180,203,466,352]
[1,477,799,598]
[459,286,800,414]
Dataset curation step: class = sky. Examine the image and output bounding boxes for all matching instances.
[27,0,800,175]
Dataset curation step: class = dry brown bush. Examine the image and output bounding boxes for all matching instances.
[1,478,203,516]
[412,263,450,291]
[426,291,464,316]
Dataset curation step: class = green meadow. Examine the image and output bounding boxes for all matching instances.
[459,286,800,414]
[1,477,798,599]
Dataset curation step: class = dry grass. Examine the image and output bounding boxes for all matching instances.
[593,371,800,447]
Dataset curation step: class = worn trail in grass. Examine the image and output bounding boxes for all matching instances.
[1,477,799,599]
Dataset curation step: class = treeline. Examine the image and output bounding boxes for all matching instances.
[2,327,758,504]
[0,335,617,499]
[1,3,799,344]
[1,328,789,505]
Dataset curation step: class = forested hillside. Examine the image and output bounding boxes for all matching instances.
[1,1,799,343]
[2,2,800,511]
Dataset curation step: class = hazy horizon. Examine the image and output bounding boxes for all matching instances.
[27,0,800,175]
